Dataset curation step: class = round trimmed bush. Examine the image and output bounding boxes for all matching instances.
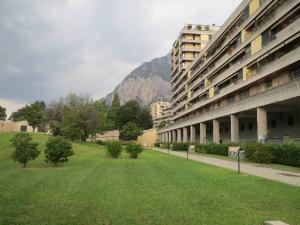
[10,133,40,168]
[126,142,143,159]
[44,136,74,166]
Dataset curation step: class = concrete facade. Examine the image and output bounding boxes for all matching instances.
[87,130,120,142]
[159,0,300,144]
[137,128,158,147]
[0,120,34,133]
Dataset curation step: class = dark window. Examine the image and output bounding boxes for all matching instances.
[20,125,27,132]
[248,123,253,130]
[271,120,276,128]
[262,29,271,47]
[241,124,245,131]
[287,117,294,126]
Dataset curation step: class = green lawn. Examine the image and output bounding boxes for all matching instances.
[0,132,300,225]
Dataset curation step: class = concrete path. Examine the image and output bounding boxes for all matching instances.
[151,148,300,187]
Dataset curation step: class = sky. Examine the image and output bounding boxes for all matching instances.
[0,0,241,116]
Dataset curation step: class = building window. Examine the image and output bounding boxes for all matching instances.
[248,123,253,130]
[271,120,277,128]
[287,117,294,127]
[241,124,245,131]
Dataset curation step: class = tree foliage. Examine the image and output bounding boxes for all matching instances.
[94,100,113,132]
[45,93,100,141]
[116,100,152,130]
[120,122,141,141]
[44,136,74,166]
[10,101,46,132]
[0,106,7,121]
[10,133,40,167]
[107,93,121,130]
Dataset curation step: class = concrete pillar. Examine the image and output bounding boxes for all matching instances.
[190,125,196,143]
[200,122,207,144]
[183,127,188,142]
[177,129,182,143]
[168,131,172,142]
[172,130,176,143]
[257,107,268,143]
[213,119,220,144]
[230,114,239,143]
[159,134,162,142]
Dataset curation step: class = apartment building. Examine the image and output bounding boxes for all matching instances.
[159,0,300,144]
[150,101,171,120]
[171,24,219,100]
[151,101,172,128]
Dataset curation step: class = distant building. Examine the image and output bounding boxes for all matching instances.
[0,120,34,133]
[151,101,173,128]
[171,24,220,98]
[150,101,171,120]
[159,0,300,144]
[87,130,120,142]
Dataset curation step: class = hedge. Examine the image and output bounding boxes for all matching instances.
[159,142,171,149]
[243,142,300,167]
[172,143,189,151]
[195,143,229,156]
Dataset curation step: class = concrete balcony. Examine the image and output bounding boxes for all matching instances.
[181,47,202,52]
[160,77,300,133]
[190,0,296,86]
[173,44,300,121]
[172,17,300,105]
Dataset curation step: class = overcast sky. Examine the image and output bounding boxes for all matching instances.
[0,0,241,116]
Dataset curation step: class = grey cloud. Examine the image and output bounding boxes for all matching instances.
[0,0,241,104]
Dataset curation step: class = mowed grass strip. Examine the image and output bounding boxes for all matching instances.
[0,132,299,225]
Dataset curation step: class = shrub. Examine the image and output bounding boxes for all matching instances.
[154,142,160,148]
[10,133,40,167]
[172,143,189,151]
[44,136,74,166]
[96,140,107,145]
[195,143,229,156]
[243,142,276,164]
[274,143,300,167]
[160,142,171,149]
[106,140,122,158]
[126,142,143,159]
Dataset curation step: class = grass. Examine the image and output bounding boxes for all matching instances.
[0,132,299,225]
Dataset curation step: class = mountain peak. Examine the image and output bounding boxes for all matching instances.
[104,54,171,106]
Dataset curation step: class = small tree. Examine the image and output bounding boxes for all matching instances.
[120,122,141,141]
[0,106,7,121]
[106,140,122,158]
[10,133,40,167]
[44,136,74,166]
[126,142,143,159]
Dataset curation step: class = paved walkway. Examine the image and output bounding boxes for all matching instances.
[151,148,300,187]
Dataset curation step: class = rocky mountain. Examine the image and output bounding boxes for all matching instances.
[104,54,171,106]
